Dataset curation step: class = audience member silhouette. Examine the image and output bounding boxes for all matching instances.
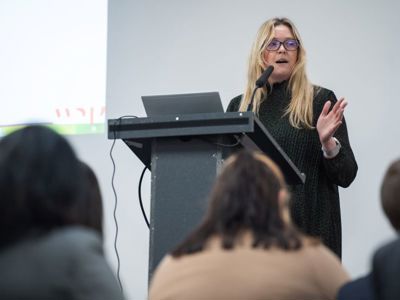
[149,150,349,300]
[0,125,124,300]
[372,159,400,300]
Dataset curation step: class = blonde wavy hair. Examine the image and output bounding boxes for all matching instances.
[238,17,315,129]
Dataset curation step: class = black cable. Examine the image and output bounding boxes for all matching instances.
[109,115,137,293]
[138,166,150,228]
[201,135,241,148]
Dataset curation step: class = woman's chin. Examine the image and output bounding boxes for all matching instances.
[270,74,291,84]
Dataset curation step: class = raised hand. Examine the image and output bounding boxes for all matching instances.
[317,97,347,150]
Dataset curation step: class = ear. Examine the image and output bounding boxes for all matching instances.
[278,189,288,207]
[278,189,291,224]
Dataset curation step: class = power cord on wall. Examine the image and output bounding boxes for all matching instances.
[109,115,139,293]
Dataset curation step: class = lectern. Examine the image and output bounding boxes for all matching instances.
[108,111,305,279]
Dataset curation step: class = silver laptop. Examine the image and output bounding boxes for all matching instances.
[142,92,224,117]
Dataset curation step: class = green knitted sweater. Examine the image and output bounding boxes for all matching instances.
[227,80,358,258]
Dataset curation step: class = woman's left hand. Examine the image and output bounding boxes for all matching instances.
[317,97,347,149]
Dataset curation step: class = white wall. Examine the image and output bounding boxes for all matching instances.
[95,0,400,298]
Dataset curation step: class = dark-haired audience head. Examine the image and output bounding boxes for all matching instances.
[0,126,99,249]
[381,159,400,232]
[79,161,104,238]
[207,150,290,232]
[172,150,303,257]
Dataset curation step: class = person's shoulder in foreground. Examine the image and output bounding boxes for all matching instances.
[372,237,400,300]
[0,226,124,300]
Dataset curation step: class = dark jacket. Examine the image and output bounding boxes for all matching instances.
[337,274,374,300]
[372,237,400,300]
[0,227,124,300]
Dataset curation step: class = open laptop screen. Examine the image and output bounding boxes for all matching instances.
[142,92,224,117]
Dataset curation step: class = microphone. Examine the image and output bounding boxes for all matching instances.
[255,65,274,88]
[247,65,274,112]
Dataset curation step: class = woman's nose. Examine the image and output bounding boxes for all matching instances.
[277,43,286,53]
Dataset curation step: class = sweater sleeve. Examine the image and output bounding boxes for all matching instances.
[315,90,358,188]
